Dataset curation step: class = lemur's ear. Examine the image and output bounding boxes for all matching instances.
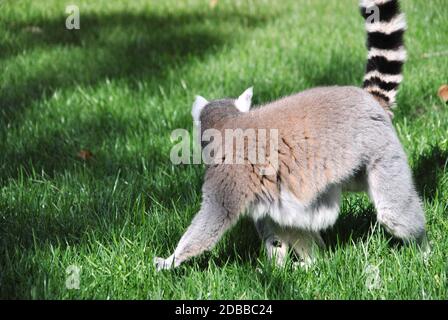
[235,87,253,112]
[192,95,209,122]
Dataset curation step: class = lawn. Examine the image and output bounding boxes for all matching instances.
[0,0,447,299]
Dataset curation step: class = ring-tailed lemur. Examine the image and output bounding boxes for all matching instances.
[154,0,427,271]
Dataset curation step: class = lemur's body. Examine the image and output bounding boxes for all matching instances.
[154,0,426,270]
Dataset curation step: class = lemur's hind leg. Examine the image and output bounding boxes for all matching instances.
[366,144,426,244]
[154,198,240,271]
[288,230,325,267]
[288,186,340,267]
[255,217,289,266]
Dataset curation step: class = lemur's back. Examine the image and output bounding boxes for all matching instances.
[220,86,397,203]
[237,86,390,133]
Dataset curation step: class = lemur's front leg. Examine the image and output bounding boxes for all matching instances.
[154,199,240,271]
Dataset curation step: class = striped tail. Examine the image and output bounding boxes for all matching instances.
[360,0,407,116]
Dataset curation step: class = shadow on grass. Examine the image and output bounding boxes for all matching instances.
[212,218,262,268]
[0,7,274,181]
[414,145,448,203]
[0,8,276,298]
[0,10,270,124]
[322,205,377,249]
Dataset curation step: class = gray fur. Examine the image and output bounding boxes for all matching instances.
[154,86,427,271]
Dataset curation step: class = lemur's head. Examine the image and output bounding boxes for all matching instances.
[191,87,253,125]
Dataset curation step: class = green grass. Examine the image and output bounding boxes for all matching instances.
[1,0,447,299]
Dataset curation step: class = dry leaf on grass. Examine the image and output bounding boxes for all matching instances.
[438,85,448,103]
[77,150,94,161]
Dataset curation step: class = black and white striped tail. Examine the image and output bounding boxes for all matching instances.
[360,0,406,115]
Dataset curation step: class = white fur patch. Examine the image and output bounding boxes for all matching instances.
[364,71,403,83]
[365,13,406,35]
[191,95,209,122]
[368,46,407,61]
[250,186,340,231]
[360,0,395,7]
[235,87,253,112]
[364,85,396,102]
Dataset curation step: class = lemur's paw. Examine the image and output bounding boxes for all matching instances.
[153,257,174,271]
